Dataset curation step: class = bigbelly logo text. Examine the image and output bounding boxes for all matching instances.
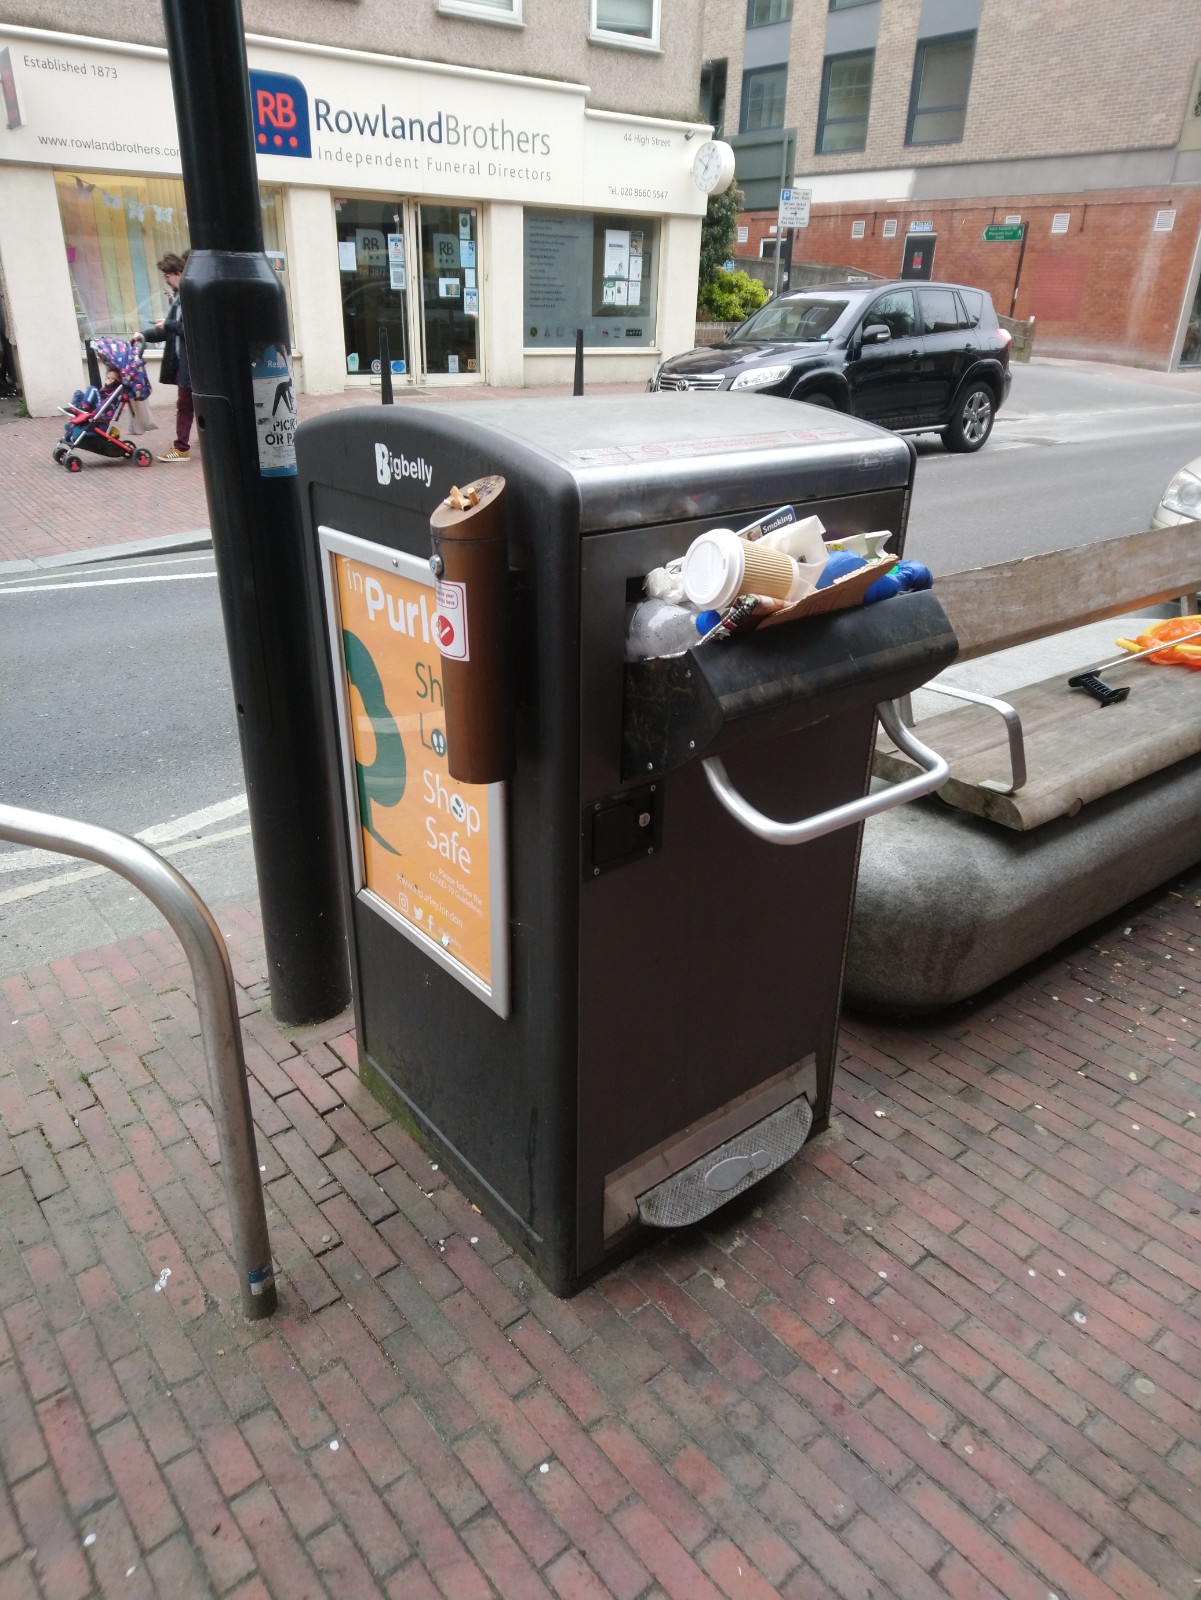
[249,69,311,159]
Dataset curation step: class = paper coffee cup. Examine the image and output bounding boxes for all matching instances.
[683,528,799,610]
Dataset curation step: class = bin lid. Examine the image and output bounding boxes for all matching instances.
[426,392,913,533]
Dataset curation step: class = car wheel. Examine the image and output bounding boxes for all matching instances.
[943,384,995,453]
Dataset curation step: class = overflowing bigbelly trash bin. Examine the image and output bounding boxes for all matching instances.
[297,394,957,1295]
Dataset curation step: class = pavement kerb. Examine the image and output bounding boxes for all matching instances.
[0,526,212,576]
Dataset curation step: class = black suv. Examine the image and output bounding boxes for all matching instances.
[650,280,1013,452]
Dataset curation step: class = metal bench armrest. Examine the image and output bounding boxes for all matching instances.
[922,682,1027,793]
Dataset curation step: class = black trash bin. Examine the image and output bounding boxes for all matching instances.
[297,393,956,1295]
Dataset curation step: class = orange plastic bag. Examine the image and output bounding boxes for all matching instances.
[1114,616,1201,671]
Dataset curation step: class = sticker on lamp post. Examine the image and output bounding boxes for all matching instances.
[250,342,297,477]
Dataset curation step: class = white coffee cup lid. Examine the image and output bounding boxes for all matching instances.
[682,528,745,610]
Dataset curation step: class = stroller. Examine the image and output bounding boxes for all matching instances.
[53,335,155,472]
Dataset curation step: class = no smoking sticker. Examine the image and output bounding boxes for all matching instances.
[434,579,470,660]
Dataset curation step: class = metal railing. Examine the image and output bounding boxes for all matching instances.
[0,805,277,1320]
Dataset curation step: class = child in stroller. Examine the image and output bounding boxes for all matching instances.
[53,335,155,472]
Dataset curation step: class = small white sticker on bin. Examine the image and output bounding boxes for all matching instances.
[434,579,470,661]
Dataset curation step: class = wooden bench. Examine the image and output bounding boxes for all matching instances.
[843,521,1201,1013]
[873,522,1201,829]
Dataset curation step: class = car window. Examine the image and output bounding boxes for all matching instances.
[919,287,963,335]
[957,289,983,327]
[732,294,857,342]
[863,290,916,340]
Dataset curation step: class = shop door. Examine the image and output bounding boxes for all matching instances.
[417,204,481,380]
[336,198,414,381]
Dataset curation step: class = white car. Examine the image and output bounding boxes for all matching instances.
[1153,456,1201,527]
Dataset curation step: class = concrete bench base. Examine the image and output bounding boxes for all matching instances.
[844,754,1201,1014]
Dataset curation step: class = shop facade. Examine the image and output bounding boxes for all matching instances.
[0,24,708,415]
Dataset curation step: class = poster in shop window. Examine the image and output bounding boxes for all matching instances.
[604,229,630,280]
[318,530,508,1014]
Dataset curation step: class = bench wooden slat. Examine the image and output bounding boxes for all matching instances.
[877,663,1201,829]
[935,522,1201,664]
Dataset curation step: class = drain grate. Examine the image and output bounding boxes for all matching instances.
[636,1095,813,1230]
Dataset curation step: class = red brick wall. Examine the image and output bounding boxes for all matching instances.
[736,187,1201,368]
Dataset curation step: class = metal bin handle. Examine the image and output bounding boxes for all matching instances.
[701,700,949,847]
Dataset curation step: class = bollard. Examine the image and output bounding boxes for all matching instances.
[380,327,394,405]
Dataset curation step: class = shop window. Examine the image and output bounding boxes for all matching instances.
[747,0,791,25]
[906,32,975,146]
[591,0,659,46]
[55,171,287,341]
[817,51,873,152]
[438,0,522,20]
[523,210,659,348]
[740,65,787,132]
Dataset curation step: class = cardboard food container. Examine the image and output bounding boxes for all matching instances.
[756,553,894,628]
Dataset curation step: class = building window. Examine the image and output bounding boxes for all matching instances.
[906,32,975,145]
[829,0,876,9]
[700,59,728,137]
[741,64,787,132]
[55,170,287,341]
[591,0,659,47]
[523,209,660,348]
[747,0,791,24]
[437,0,522,22]
[816,50,873,153]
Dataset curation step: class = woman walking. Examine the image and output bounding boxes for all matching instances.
[142,252,192,462]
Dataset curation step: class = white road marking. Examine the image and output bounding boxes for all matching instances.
[0,553,213,588]
[998,401,1201,425]
[0,794,249,875]
[0,573,218,594]
[0,824,253,906]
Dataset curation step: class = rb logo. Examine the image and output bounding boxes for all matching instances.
[249,70,311,159]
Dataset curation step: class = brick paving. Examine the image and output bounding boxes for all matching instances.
[0,381,643,566]
[1,868,1199,1598]
[4,361,1201,1595]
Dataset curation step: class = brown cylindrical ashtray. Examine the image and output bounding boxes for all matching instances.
[429,474,514,785]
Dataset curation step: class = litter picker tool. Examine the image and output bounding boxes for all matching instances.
[1068,623,1201,705]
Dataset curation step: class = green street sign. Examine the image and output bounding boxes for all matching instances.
[983,224,1024,242]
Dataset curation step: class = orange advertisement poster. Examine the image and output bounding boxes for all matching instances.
[332,551,496,995]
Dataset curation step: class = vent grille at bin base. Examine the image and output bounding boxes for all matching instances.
[636,1095,813,1230]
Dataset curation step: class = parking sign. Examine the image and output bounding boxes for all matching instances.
[777,188,812,229]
